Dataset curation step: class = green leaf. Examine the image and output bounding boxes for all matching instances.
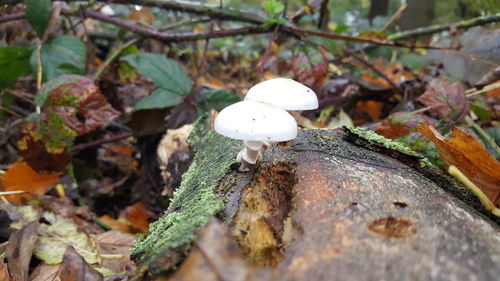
[24,0,51,38]
[0,46,32,82]
[122,53,192,110]
[30,36,86,82]
[198,89,241,116]
[134,88,184,110]
[262,0,284,15]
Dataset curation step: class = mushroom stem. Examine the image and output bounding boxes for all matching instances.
[236,141,264,171]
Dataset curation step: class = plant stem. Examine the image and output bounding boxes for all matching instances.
[464,115,500,157]
[92,37,139,82]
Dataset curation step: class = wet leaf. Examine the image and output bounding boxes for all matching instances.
[0,162,59,203]
[5,221,39,281]
[123,53,192,110]
[24,0,51,38]
[417,78,470,121]
[418,124,500,206]
[30,36,86,82]
[59,246,103,281]
[34,212,98,264]
[376,112,437,139]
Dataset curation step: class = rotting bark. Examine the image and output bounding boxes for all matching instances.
[132,117,500,280]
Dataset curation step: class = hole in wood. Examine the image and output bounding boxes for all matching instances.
[368,216,416,238]
[231,161,297,267]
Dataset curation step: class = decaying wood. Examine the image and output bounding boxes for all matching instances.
[132,119,500,280]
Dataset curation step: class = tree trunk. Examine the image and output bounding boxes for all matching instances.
[131,117,500,280]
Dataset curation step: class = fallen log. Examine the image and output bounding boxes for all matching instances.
[131,117,500,280]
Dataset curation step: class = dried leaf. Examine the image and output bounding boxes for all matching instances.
[34,212,98,264]
[169,218,271,281]
[119,202,151,234]
[5,221,39,281]
[376,112,437,139]
[59,246,103,281]
[28,264,60,281]
[418,124,500,205]
[0,262,13,281]
[128,7,154,25]
[96,230,136,275]
[417,78,470,121]
[354,100,383,123]
[0,162,59,203]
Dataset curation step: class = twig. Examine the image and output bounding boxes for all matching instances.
[0,11,23,24]
[388,13,500,41]
[3,8,449,50]
[380,4,407,32]
[340,46,401,93]
[465,116,500,156]
[92,37,139,82]
[36,43,43,114]
[0,190,30,196]
[72,132,133,152]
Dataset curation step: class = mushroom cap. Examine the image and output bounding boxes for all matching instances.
[214,100,297,142]
[244,78,318,110]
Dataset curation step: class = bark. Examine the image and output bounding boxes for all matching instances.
[131,118,500,280]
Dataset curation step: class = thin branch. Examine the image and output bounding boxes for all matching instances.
[0,12,23,24]
[388,13,500,41]
[380,4,407,32]
[92,37,140,82]
[72,132,133,152]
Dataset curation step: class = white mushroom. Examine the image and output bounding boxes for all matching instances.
[214,100,297,171]
[244,78,319,110]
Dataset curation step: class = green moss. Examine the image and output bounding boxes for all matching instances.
[346,126,422,158]
[131,117,241,273]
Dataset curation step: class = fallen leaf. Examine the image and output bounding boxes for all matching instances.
[28,264,60,281]
[291,45,328,88]
[169,218,271,281]
[59,246,103,281]
[354,100,383,123]
[119,202,152,234]
[417,78,470,121]
[0,262,13,281]
[376,112,437,139]
[96,230,136,276]
[418,124,500,206]
[0,162,59,203]
[128,7,154,25]
[6,221,39,281]
[34,212,98,264]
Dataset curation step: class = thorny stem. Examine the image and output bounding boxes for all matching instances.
[448,165,500,217]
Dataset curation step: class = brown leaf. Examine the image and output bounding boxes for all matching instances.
[354,100,383,122]
[96,230,136,275]
[418,124,500,205]
[376,112,437,139]
[169,218,271,281]
[40,75,120,136]
[119,202,151,234]
[0,162,59,203]
[59,246,103,281]
[18,120,72,173]
[417,78,470,121]
[0,262,13,281]
[128,7,154,25]
[28,264,60,281]
[291,46,328,88]
[6,221,39,281]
